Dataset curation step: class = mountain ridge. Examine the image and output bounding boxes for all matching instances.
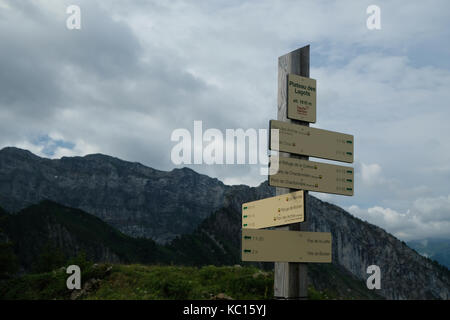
[0,200,173,270]
[0,147,230,243]
[407,238,450,269]
[0,146,449,299]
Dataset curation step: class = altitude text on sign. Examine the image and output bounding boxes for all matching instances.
[242,190,304,229]
[287,74,317,123]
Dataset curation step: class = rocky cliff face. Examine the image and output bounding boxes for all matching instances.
[178,183,450,299]
[0,147,228,243]
[307,196,449,300]
[0,147,449,299]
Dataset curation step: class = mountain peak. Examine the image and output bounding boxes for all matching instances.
[83,153,112,160]
[171,167,196,174]
[0,146,41,159]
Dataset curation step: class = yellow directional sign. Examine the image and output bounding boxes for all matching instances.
[242,190,304,229]
[270,120,354,163]
[287,74,317,123]
[269,156,354,196]
[242,229,332,263]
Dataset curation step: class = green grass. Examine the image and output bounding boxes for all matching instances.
[0,264,274,300]
[0,263,383,300]
[85,264,274,300]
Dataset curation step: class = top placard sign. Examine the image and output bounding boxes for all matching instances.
[287,74,317,123]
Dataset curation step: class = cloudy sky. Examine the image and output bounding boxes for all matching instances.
[1,0,449,241]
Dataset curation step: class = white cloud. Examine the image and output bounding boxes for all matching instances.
[311,192,336,202]
[348,194,450,241]
[360,162,383,186]
[51,139,99,159]
[413,195,450,222]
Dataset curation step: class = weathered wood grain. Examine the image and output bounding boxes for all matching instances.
[274,45,310,299]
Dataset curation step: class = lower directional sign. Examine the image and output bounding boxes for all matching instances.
[269,156,354,196]
[242,190,304,229]
[242,229,332,263]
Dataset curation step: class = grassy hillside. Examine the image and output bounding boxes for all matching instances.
[0,263,382,300]
[0,201,383,299]
[0,201,173,270]
[0,264,273,300]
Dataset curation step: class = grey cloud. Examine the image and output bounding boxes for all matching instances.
[0,0,450,241]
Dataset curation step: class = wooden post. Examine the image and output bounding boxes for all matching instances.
[274,45,310,299]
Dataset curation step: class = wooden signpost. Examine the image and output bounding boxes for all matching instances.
[240,45,354,300]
